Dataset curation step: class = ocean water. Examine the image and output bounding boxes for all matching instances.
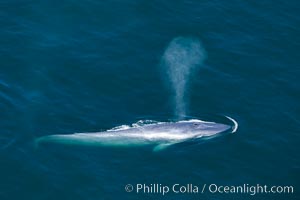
[0,0,299,199]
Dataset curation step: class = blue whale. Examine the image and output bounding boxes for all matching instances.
[36,117,238,151]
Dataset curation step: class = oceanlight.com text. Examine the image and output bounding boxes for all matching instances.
[124,183,294,196]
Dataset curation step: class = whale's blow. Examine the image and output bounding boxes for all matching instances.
[161,37,206,119]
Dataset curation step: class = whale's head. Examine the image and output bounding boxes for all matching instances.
[177,120,232,137]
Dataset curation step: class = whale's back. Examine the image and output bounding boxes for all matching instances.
[36,118,236,151]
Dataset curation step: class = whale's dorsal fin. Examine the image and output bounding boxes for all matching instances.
[153,143,176,152]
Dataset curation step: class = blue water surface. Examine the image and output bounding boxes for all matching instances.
[0,0,299,199]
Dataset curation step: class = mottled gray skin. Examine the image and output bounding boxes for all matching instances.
[36,120,232,151]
